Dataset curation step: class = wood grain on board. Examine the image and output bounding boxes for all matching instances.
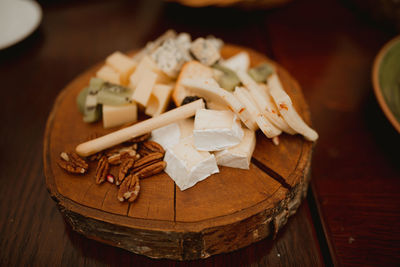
[43,44,314,259]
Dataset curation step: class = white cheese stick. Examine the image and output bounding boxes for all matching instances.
[268,73,318,141]
[236,70,293,134]
[76,99,205,156]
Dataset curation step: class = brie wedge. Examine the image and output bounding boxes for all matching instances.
[151,118,194,149]
[164,136,219,191]
[193,109,244,151]
[214,129,256,169]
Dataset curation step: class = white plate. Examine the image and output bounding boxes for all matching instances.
[0,0,42,50]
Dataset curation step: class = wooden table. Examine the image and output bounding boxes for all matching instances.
[0,0,398,265]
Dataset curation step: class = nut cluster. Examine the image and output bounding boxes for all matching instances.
[58,133,166,203]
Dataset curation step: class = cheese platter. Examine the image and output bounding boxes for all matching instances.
[44,30,316,260]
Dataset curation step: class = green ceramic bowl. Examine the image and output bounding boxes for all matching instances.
[373,35,400,133]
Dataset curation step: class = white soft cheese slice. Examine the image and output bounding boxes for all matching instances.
[151,118,194,149]
[193,109,244,151]
[164,136,219,191]
[102,103,137,128]
[214,129,256,169]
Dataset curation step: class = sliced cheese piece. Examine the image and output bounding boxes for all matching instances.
[151,118,194,149]
[181,77,258,131]
[236,70,286,136]
[129,56,171,90]
[145,84,174,117]
[215,128,256,169]
[173,61,215,107]
[194,109,243,151]
[164,136,219,191]
[233,86,259,129]
[102,103,137,129]
[268,73,318,141]
[190,37,220,66]
[96,65,121,85]
[106,51,136,86]
[221,51,250,72]
[131,69,157,107]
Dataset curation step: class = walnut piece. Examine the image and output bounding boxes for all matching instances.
[57,152,88,174]
[95,156,109,184]
[117,174,140,202]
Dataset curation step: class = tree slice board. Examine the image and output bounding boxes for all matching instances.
[43,44,314,260]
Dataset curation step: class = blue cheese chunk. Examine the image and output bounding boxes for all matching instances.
[190,37,221,66]
[151,38,188,78]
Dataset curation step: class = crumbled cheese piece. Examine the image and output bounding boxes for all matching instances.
[190,37,221,66]
[214,129,256,169]
[164,136,219,191]
[151,38,188,78]
[193,109,244,151]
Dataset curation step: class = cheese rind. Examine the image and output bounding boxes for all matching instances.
[164,136,219,191]
[193,109,244,151]
[102,103,137,128]
[214,129,256,169]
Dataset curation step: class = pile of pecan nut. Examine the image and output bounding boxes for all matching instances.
[57,133,166,203]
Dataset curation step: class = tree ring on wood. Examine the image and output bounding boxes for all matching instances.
[43,44,314,260]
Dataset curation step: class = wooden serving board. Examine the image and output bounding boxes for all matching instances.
[43,45,314,260]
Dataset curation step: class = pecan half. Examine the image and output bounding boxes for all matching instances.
[138,141,165,156]
[128,133,151,143]
[57,152,88,174]
[117,157,135,185]
[107,146,137,165]
[117,174,140,202]
[136,161,166,179]
[95,156,109,184]
[133,152,164,173]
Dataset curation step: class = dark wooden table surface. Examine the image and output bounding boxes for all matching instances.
[0,0,399,266]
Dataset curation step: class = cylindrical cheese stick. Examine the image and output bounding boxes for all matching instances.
[76,99,205,156]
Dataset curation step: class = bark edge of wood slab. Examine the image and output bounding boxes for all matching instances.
[43,44,314,260]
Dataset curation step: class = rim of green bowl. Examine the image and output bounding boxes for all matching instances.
[372,35,400,134]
